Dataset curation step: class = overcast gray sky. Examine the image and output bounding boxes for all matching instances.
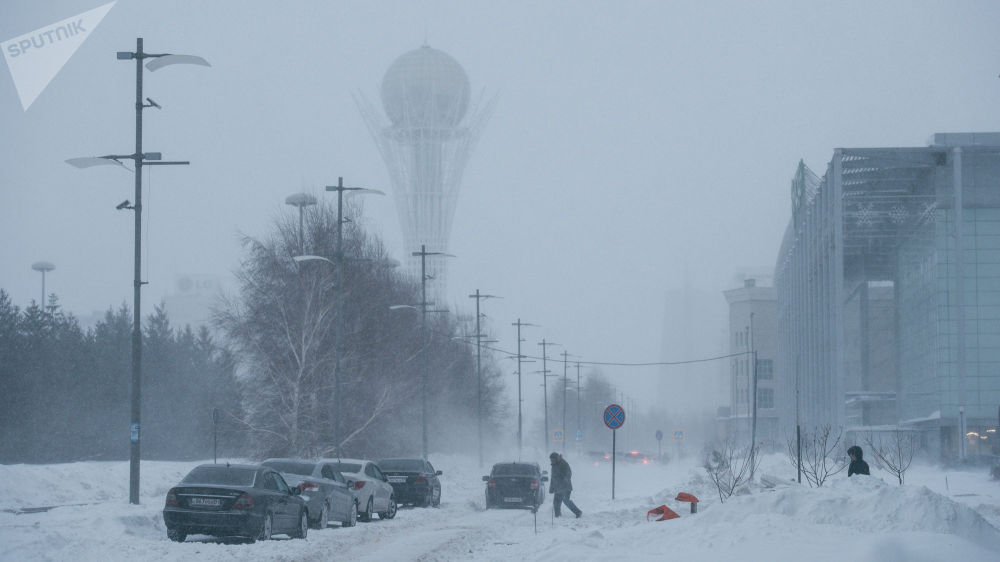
[2,0,999,424]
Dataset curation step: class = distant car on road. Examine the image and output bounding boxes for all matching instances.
[261,458,358,528]
[621,450,656,464]
[377,458,442,507]
[163,463,308,543]
[483,462,547,511]
[321,458,396,522]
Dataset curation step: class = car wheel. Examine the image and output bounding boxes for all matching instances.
[258,513,273,541]
[359,497,373,522]
[290,509,308,539]
[379,495,397,520]
[312,502,329,530]
[420,488,433,508]
[342,500,358,527]
[432,487,441,507]
[485,491,493,509]
[167,528,187,543]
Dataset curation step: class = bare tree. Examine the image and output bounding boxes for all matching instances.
[704,437,760,502]
[863,429,919,485]
[786,425,847,487]
[216,198,501,459]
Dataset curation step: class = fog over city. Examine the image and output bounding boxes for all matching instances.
[3,2,1000,561]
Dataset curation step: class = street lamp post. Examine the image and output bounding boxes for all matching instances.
[66,38,208,505]
[322,177,383,457]
[412,245,454,459]
[285,193,317,253]
[31,261,55,309]
[468,290,500,468]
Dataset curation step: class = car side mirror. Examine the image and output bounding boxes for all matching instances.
[290,486,301,495]
[346,480,355,489]
[382,474,388,482]
[481,475,489,481]
[541,476,549,482]
[435,470,442,476]
[542,470,548,475]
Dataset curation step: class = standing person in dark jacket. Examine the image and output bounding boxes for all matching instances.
[848,445,870,476]
[549,452,582,518]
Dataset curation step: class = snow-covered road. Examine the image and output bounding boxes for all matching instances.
[2,452,999,561]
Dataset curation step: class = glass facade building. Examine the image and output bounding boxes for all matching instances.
[775,133,1000,459]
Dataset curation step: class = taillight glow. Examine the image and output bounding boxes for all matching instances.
[354,481,366,490]
[165,488,178,507]
[232,492,254,509]
[300,481,319,491]
[415,476,427,483]
[530,479,539,490]
[487,479,496,488]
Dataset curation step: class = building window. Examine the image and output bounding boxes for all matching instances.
[756,359,773,380]
[758,388,774,409]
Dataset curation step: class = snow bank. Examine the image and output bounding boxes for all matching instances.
[1,454,999,561]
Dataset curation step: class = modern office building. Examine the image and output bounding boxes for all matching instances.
[359,45,493,302]
[723,278,779,447]
[774,133,1000,459]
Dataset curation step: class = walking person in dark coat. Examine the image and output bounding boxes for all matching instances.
[848,445,870,477]
[549,452,582,518]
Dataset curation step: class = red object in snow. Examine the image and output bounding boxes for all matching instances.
[646,505,680,521]
[675,492,699,513]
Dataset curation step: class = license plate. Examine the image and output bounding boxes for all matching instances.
[189,497,221,507]
[388,476,406,483]
[503,497,522,503]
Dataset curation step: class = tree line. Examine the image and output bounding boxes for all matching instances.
[0,198,508,463]
[0,294,241,463]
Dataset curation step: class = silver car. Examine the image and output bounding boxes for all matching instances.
[320,458,396,522]
[261,459,358,528]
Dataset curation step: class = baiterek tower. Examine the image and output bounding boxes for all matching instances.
[358,45,492,304]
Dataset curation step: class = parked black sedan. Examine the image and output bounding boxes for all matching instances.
[483,462,548,511]
[377,458,442,507]
[163,463,309,543]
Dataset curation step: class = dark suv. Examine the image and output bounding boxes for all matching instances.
[377,458,442,507]
[483,462,547,511]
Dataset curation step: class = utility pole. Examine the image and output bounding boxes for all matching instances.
[576,362,582,452]
[561,350,571,454]
[538,339,559,452]
[750,312,758,479]
[469,290,500,468]
[511,319,536,459]
[411,245,453,459]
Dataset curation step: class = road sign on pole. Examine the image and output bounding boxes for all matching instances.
[604,404,625,499]
[673,429,685,442]
[604,404,625,430]
[553,429,564,443]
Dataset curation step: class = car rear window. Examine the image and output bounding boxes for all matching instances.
[326,462,362,474]
[261,461,315,476]
[182,466,256,486]
[492,464,536,477]
[378,459,424,471]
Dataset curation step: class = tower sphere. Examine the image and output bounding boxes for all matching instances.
[381,45,470,129]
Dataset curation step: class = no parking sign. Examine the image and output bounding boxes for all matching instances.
[604,404,625,499]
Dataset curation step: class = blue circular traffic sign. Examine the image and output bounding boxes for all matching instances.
[604,404,625,430]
